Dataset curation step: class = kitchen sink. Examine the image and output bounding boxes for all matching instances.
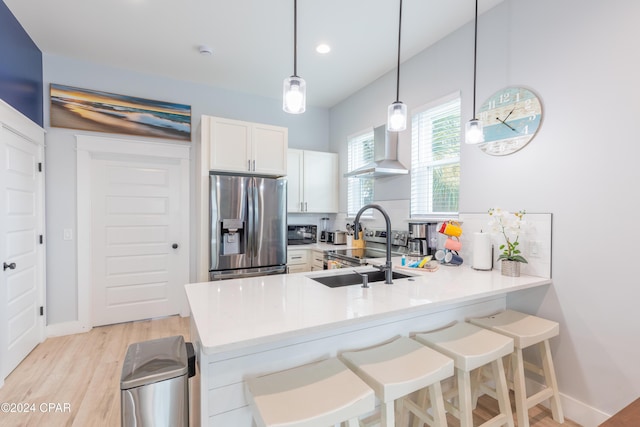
[311,270,412,288]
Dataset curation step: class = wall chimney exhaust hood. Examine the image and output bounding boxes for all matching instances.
[344,125,409,178]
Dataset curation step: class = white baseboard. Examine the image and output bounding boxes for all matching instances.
[557,392,610,427]
[46,320,91,337]
[527,378,610,427]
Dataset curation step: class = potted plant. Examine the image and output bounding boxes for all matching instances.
[488,208,528,276]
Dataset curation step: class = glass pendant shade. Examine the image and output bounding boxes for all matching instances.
[283,76,306,114]
[387,101,407,132]
[465,118,484,144]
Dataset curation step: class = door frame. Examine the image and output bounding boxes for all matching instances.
[76,135,190,331]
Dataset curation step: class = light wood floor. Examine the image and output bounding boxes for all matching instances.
[0,315,580,427]
[0,315,190,427]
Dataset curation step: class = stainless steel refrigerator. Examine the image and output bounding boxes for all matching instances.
[209,173,287,280]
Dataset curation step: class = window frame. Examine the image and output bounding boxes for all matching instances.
[346,128,375,218]
[409,91,462,220]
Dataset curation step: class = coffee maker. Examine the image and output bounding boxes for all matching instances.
[408,223,438,256]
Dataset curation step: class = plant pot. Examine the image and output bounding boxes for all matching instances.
[501,260,521,277]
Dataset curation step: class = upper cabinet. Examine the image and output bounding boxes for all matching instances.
[288,149,338,213]
[203,115,288,176]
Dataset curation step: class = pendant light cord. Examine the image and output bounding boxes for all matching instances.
[472,0,478,118]
[395,0,403,103]
[293,0,298,77]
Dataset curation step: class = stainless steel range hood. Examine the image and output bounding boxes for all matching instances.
[344,125,409,178]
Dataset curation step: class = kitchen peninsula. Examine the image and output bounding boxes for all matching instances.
[185,265,552,426]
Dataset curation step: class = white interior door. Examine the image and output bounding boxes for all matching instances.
[0,123,45,384]
[90,154,187,326]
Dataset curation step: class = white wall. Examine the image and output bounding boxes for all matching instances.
[42,54,330,326]
[330,0,640,423]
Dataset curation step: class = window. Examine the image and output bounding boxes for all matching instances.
[410,93,461,218]
[347,130,374,217]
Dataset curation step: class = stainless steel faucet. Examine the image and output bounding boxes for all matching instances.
[354,204,393,284]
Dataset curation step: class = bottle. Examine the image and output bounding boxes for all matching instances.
[401,255,406,266]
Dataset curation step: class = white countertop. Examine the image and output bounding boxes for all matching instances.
[185,265,551,356]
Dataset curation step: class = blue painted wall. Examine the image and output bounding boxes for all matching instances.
[0,1,43,126]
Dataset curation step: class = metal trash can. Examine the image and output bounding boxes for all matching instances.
[120,335,196,427]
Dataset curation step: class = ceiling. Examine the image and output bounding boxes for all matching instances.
[5,0,503,108]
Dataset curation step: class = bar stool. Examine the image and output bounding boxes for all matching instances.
[414,322,515,427]
[469,310,564,427]
[340,336,454,427]
[244,357,375,427]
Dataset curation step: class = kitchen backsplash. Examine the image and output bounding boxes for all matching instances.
[458,212,553,279]
[290,205,552,279]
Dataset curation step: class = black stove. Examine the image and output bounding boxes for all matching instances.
[325,228,409,267]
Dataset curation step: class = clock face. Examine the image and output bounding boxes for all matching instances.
[477,87,543,156]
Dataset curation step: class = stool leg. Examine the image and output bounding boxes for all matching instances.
[412,388,429,427]
[382,400,395,427]
[493,358,515,427]
[540,340,564,424]
[512,348,528,427]
[429,381,448,427]
[457,368,474,427]
[346,418,360,427]
[397,397,407,427]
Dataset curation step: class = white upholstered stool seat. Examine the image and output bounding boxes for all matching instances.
[245,357,375,427]
[469,310,564,427]
[340,336,454,427]
[414,322,515,427]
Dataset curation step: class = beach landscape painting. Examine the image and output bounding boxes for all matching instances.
[50,84,191,141]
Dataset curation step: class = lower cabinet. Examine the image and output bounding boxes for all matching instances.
[287,249,311,273]
[311,250,325,271]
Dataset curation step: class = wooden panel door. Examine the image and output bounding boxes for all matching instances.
[90,156,186,326]
[0,124,45,383]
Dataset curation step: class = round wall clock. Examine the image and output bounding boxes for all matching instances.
[477,86,543,156]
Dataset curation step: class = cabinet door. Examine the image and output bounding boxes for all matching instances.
[253,124,287,176]
[209,118,251,173]
[287,149,303,212]
[303,151,338,213]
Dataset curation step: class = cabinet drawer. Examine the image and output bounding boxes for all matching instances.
[311,251,325,269]
[288,264,310,274]
[287,250,310,265]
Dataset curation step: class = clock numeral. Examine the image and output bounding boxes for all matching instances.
[524,99,532,109]
[523,125,529,134]
[499,93,511,104]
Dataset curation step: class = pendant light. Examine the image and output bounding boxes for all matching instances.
[465,0,484,143]
[387,0,407,132]
[283,0,306,114]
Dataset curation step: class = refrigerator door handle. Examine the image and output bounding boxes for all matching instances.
[247,178,255,260]
[250,177,259,258]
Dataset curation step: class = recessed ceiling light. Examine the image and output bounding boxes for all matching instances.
[316,44,331,54]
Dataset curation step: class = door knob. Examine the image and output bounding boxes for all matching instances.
[172,243,179,249]
[3,262,16,271]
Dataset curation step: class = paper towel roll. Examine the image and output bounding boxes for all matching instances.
[472,232,493,270]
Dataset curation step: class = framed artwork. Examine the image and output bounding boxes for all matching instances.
[50,84,191,141]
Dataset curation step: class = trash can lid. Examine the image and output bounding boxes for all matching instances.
[120,335,188,390]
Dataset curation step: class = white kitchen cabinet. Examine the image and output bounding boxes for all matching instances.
[287,249,310,273]
[311,250,325,271]
[287,149,338,213]
[204,115,288,176]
